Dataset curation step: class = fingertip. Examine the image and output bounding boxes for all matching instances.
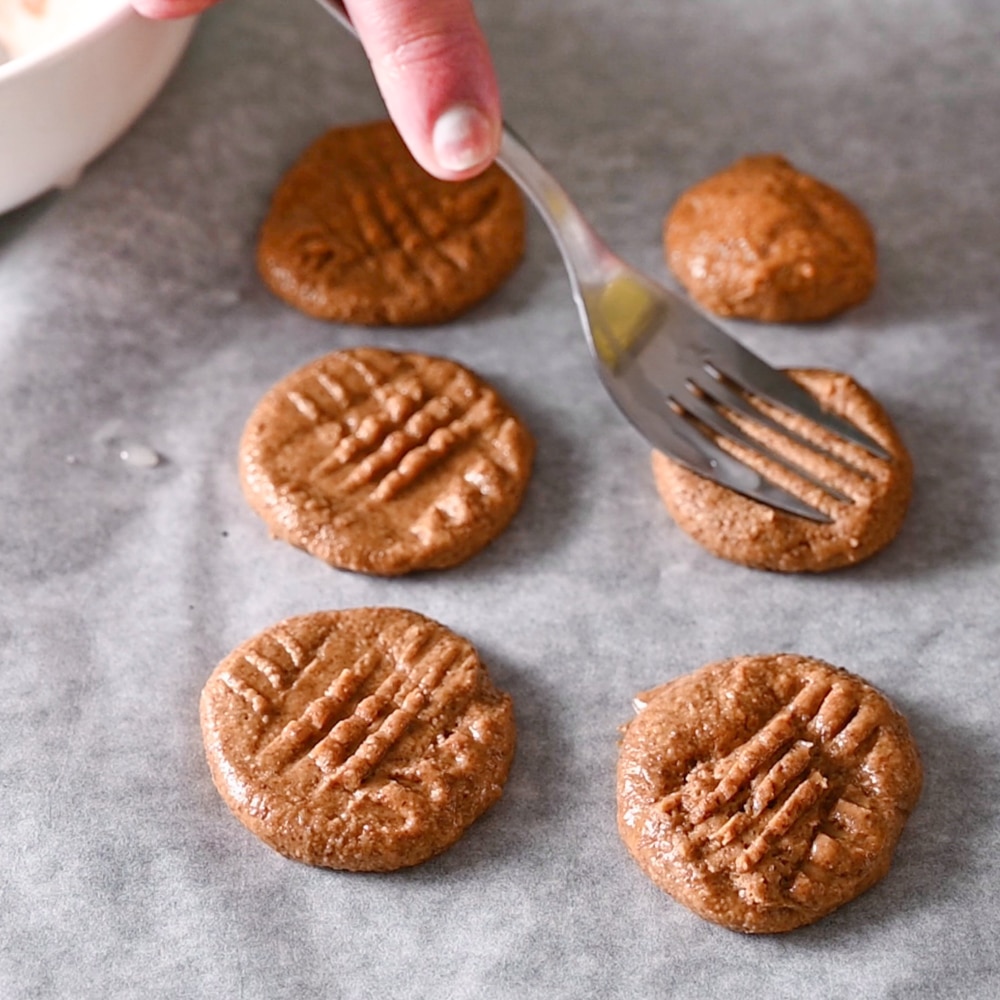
[345,0,501,181]
[430,103,501,179]
[132,0,215,19]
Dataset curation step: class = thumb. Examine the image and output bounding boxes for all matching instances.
[343,0,501,181]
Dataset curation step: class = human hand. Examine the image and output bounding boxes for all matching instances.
[132,0,501,181]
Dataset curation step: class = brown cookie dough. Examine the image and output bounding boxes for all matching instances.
[257,120,526,325]
[239,347,535,576]
[617,653,922,933]
[651,368,912,572]
[665,154,877,322]
[201,607,516,871]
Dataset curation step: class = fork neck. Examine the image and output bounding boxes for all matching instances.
[497,127,622,289]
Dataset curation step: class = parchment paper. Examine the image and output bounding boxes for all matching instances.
[3,1,999,996]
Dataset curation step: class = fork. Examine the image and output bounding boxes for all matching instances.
[313,0,890,522]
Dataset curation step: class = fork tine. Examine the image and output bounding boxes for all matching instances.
[696,326,893,461]
[604,371,730,471]
[656,405,835,522]
[599,364,834,522]
[687,369,874,481]
[670,387,854,505]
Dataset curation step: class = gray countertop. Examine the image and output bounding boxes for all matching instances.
[3,0,1000,996]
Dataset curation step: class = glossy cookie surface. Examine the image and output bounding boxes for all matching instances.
[617,653,922,933]
[257,120,525,325]
[665,154,876,323]
[239,347,535,576]
[201,607,516,871]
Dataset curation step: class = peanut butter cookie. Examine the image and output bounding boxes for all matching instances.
[239,348,535,576]
[651,368,912,572]
[257,120,525,325]
[617,653,922,933]
[665,154,876,322]
[201,607,516,871]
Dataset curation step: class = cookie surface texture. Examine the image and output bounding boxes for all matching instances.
[257,120,525,325]
[239,347,535,576]
[617,654,922,933]
[664,154,876,322]
[651,368,912,572]
[201,607,516,871]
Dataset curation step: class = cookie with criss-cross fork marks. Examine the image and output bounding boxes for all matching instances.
[201,608,516,871]
[257,120,525,325]
[651,368,913,572]
[617,654,922,933]
[239,348,534,575]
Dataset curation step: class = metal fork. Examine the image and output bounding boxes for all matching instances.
[313,0,890,522]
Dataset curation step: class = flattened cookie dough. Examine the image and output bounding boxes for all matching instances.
[201,607,516,871]
[665,154,876,322]
[257,120,525,325]
[239,347,535,576]
[651,368,912,572]
[617,653,922,933]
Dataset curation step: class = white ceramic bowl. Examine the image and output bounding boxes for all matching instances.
[0,1,197,214]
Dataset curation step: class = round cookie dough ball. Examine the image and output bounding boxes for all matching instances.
[201,607,516,871]
[665,154,877,322]
[617,653,922,933]
[651,368,912,573]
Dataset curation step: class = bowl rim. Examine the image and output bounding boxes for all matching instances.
[0,1,137,83]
